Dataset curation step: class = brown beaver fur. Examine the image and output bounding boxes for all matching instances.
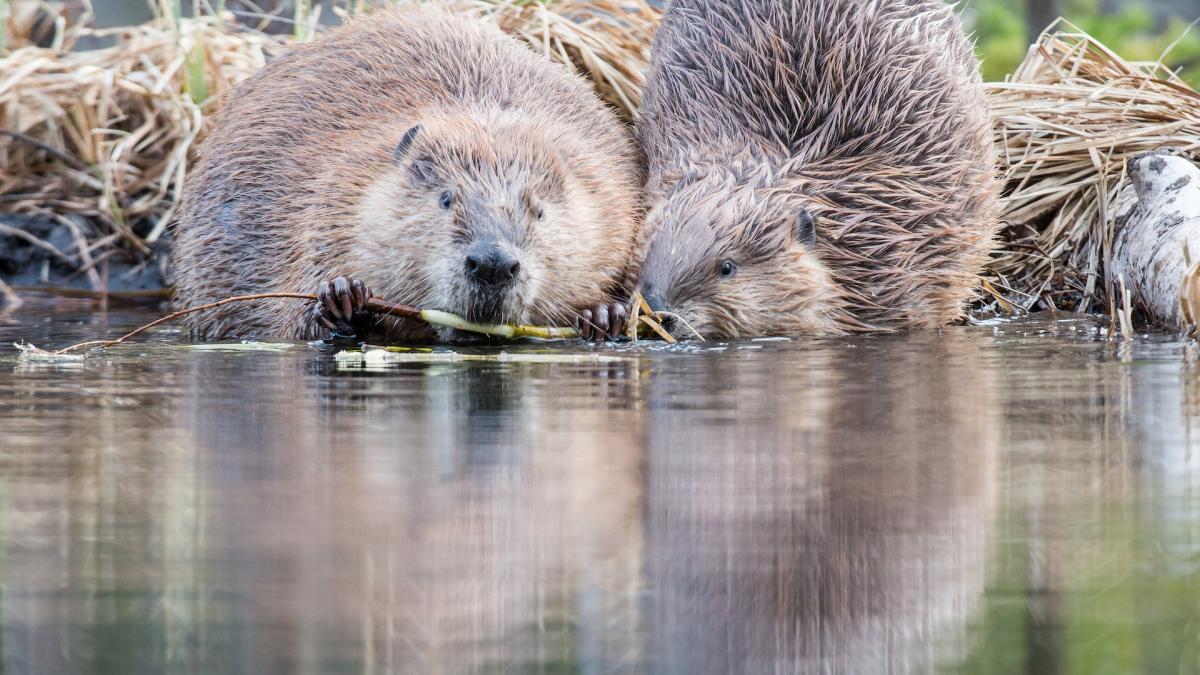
[173,6,640,341]
[631,0,1000,338]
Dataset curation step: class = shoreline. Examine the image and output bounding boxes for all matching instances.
[0,213,171,300]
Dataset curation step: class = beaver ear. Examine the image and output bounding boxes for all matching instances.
[393,124,422,163]
[794,209,817,247]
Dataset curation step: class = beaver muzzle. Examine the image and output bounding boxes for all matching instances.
[638,288,678,332]
[464,239,521,290]
[642,291,668,314]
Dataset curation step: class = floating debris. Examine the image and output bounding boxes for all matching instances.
[335,348,634,369]
[188,341,297,352]
[13,342,86,363]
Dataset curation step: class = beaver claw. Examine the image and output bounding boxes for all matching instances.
[311,276,373,339]
[576,302,628,341]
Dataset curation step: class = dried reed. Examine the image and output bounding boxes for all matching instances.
[10,8,1200,324]
[0,9,284,252]
[989,21,1200,313]
[443,0,657,121]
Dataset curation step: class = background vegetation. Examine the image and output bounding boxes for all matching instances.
[67,0,1200,83]
[967,0,1200,82]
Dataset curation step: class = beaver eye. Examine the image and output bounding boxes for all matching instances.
[719,259,737,278]
[439,191,454,210]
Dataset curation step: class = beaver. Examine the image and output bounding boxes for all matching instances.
[631,0,1000,338]
[173,7,639,342]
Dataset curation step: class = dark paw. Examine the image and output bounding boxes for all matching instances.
[312,276,373,339]
[575,302,628,341]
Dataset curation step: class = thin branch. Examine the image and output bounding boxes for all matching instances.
[0,223,77,266]
[51,292,582,354]
[56,293,321,353]
[0,129,90,172]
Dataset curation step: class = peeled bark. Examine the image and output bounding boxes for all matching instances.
[1111,151,1200,331]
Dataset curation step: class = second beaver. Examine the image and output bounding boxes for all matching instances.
[173,7,640,341]
[632,0,1000,338]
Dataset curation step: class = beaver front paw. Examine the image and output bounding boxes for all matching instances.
[576,302,628,341]
[312,276,374,339]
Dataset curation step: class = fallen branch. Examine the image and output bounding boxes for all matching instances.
[337,347,634,367]
[0,223,77,267]
[1111,150,1200,331]
[44,292,583,354]
[0,128,91,172]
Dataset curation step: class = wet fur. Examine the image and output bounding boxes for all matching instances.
[634,0,1000,336]
[174,6,640,340]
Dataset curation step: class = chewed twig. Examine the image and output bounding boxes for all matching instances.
[42,292,581,355]
[418,309,578,340]
[21,288,691,357]
[630,293,678,344]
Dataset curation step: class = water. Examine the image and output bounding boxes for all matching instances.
[0,305,1198,674]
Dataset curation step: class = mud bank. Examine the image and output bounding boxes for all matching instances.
[0,214,171,297]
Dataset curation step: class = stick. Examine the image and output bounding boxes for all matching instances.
[0,129,90,172]
[632,293,678,343]
[638,315,676,343]
[1112,150,1200,329]
[0,223,76,266]
[51,292,581,354]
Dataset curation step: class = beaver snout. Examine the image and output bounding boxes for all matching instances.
[642,291,668,313]
[465,241,521,288]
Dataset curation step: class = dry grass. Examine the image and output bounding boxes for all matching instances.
[444,0,657,121]
[8,7,1200,320]
[0,0,657,286]
[0,4,285,265]
[989,21,1200,313]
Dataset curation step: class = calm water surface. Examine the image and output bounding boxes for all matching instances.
[0,306,1198,674]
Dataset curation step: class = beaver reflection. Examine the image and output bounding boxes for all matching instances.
[175,353,646,674]
[642,333,999,675]
[54,331,997,674]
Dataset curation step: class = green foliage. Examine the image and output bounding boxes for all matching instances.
[964,0,1200,83]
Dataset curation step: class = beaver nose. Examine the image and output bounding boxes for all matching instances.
[643,292,668,313]
[465,243,521,287]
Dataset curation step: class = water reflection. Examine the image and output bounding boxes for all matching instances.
[643,334,999,674]
[0,311,1197,673]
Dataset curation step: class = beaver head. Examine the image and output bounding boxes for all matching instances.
[355,111,614,335]
[634,161,838,339]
